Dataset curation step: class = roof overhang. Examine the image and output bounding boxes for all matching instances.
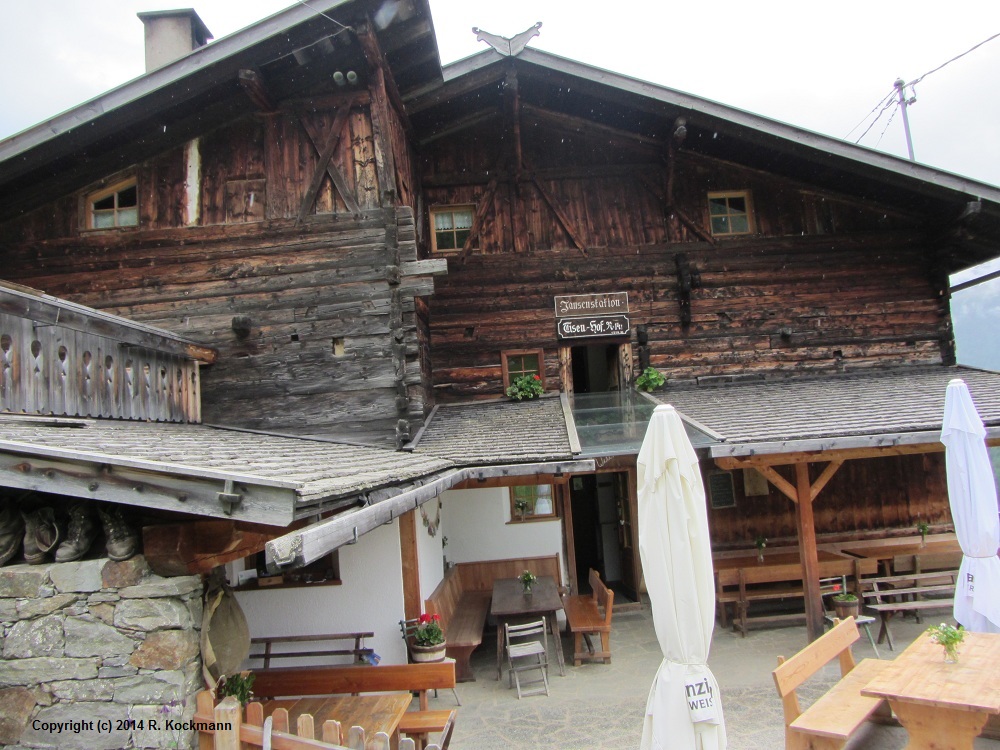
[264,458,596,571]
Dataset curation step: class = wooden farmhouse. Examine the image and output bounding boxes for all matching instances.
[1,4,1000,730]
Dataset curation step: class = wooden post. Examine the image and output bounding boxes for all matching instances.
[795,462,824,641]
[213,696,241,750]
[400,508,421,622]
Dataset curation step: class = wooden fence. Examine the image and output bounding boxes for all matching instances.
[194,692,442,750]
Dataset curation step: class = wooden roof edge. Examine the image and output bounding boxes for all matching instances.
[560,392,582,455]
[0,280,217,363]
[711,426,1000,466]
[269,458,597,569]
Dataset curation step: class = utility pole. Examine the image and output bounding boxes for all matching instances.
[894,78,916,161]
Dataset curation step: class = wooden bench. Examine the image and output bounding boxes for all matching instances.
[861,570,958,650]
[425,554,560,682]
[562,568,614,666]
[772,618,891,750]
[717,558,871,637]
[252,661,457,750]
[248,631,375,668]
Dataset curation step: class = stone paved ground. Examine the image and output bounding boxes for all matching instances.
[425,606,1000,750]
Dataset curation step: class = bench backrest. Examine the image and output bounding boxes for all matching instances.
[772,618,860,699]
[892,551,963,574]
[425,566,463,631]
[456,554,561,592]
[248,632,374,669]
[588,569,614,625]
[252,661,456,701]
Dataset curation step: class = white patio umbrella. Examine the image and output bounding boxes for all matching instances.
[638,405,726,750]
[940,378,1000,633]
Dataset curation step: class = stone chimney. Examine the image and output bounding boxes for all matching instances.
[137,9,213,72]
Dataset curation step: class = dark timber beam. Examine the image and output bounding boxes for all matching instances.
[297,105,354,223]
[143,519,285,576]
[298,102,363,218]
[796,463,824,641]
[238,69,276,112]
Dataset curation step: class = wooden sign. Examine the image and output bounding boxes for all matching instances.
[557,314,630,339]
[554,292,629,318]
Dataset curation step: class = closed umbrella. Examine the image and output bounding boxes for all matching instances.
[940,378,1000,633]
[638,405,726,750]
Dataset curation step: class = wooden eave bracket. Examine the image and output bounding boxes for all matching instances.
[238,68,276,112]
[715,456,844,503]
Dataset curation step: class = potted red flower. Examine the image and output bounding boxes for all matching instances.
[505,373,544,400]
[409,613,447,662]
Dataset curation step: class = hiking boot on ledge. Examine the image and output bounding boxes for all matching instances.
[98,504,139,561]
[22,506,62,564]
[0,500,24,566]
[55,503,99,563]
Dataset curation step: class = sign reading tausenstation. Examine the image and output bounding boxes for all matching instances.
[555,293,630,340]
[554,292,629,318]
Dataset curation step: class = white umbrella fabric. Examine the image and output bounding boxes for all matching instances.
[638,404,726,750]
[940,378,1000,633]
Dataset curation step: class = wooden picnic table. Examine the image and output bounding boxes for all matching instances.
[861,631,1000,750]
[837,537,964,575]
[714,549,849,571]
[491,576,566,680]
[260,693,411,749]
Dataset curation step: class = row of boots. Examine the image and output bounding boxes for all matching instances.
[0,501,138,566]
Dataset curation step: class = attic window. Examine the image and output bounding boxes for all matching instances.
[89,180,138,229]
[708,191,754,236]
[430,205,474,252]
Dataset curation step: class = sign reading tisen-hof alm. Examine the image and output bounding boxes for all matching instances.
[554,292,630,340]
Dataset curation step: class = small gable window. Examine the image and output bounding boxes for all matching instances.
[89,181,138,229]
[502,349,544,390]
[708,190,753,236]
[430,205,474,252]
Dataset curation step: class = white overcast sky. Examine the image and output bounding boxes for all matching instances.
[1,1,999,303]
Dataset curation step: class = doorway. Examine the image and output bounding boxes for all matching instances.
[569,472,637,601]
[570,344,619,393]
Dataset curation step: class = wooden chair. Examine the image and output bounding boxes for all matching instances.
[504,619,550,699]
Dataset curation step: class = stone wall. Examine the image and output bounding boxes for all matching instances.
[0,556,203,749]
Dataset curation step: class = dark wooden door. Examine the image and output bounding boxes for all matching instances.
[615,471,639,601]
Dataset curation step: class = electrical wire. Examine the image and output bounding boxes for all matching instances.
[849,31,1000,145]
[874,104,899,149]
[291,0,352,32]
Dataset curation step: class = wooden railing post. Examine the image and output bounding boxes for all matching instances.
[213,696,241,750]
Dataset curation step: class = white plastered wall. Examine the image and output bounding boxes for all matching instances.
[234,520,408,665]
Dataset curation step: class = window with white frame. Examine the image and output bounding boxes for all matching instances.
[430,205,474,252]
[88,180,138,229]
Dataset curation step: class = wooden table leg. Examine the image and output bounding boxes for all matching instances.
[496,618,503,681]
[548,612,565,676]
[890,701,990,750]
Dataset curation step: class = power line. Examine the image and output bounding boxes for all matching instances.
[907,31,1000,88]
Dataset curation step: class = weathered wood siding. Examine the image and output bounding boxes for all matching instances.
[419,120,950,399]
[428,234,948,399]
[0,85,438,445]
[705,453,949,547]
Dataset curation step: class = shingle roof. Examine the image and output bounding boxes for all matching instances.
[411,396,575,465]
[0,419,454,522]
[652,365,1000,451]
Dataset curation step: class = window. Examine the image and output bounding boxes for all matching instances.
[509,484,557,521]
[502,349,545,389]
[88,180,138,229]
[430,205,474,252]
[707,191,754,236]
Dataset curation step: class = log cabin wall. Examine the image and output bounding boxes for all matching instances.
[703,453,950,548]
[0,93,435,446]
[419,121,951,400]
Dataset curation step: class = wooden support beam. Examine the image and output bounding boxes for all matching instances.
[752,464,798,502]
[297,106,354,223]
[298,105,363,217]
[399,508,421,622]
[237,69,276,112]
[795,463,824,641]
[367,65,399,204]
[520,103,664,155]
[459,178,498,256]
[810,459,843,502]
[355,21,414,139]
[530,174,588,252]
[142,519,285,577]
[715,440,944,468]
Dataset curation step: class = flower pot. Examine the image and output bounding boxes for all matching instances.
[833,599,860,620]
[409,641,447,663]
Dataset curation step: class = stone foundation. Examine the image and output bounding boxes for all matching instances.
[0,556,203,749]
